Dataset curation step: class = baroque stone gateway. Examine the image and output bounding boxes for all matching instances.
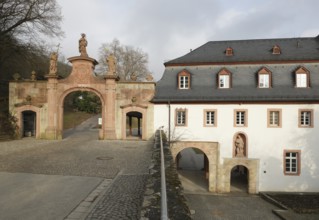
[9,34,155,140]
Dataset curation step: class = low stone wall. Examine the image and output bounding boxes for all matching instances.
[140,130,191,219]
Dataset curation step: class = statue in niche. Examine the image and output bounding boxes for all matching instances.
[49,52,58,75]
[79,33,88,57]
[235,134,245,157]
[106,54,116,75]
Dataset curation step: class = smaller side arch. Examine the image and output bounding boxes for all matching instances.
[15,105,41,139]
[121,105,148,140]
[222,158,259,194]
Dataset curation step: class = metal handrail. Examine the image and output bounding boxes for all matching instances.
[159,129,168,220]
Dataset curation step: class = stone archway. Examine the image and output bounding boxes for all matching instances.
[170,141,219,192]
[15,105,41,139]
[57,87,105,139]
[121,105,147,140]
[222,158,259,194]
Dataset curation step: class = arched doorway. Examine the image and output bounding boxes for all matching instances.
[176,147,209,192]
[126,111,142,139]
[230,165,249,193]
[22,111,36,137]
[58,88,104,139]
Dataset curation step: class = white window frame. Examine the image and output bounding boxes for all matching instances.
[269,111,279,126]
[284,151,300,175]
[176,109,187,126]
[296,73,307,88]
[300,111,311,126]
[179,75,189,89]
[206,111,215,126]
[219,75,230,88]
[259,74,270,88]
[234,110,247,127]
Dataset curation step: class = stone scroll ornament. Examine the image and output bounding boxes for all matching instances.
[79,33,88,57]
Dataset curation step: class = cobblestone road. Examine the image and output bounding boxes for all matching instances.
[0,116,153,219]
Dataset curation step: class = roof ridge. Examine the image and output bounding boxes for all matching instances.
[207,36,316,44]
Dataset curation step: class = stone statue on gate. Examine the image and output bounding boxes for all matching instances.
[79,33,88,57]
[49,52,58,75]
[106,54,116,75]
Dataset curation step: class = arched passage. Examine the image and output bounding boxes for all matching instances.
[15,105,41,139]
[230,165,249,193]
[170,141,219,192]
[121,105,148,140]
[223,158,259,194]
[126,111,143,139]
[57,87,105,139]
[22,111,36,137]
[176,147,209,192]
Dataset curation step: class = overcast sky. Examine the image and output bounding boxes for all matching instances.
[54,0,319,80]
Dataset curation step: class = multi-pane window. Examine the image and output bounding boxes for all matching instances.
[259,74,270,88]
[284,151,300,175]
[299,110,313,127]
[218,68,231,89]
[296,73,307,88]
[268,109,281,127]
[234,110,247,127]
[179,75,189,89]
[176,109,187,126]
[219,75,230,88]
[204,110,216,126]
[257,67,272,88]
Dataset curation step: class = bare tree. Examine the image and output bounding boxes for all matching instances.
[98,39,153,81]
[0,0,63,40]
[0,0,64,80]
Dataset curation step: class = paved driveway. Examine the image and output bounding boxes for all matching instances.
[0,116,152,220]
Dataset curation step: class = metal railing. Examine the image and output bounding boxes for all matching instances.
[159,129,168,220]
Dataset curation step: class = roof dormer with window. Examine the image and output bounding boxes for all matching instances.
[218,68,232,89]
[272,45,281,55]
[257,67,272,88]
[178,70,191,89]
[225,47,233,56]
[295,66,310,88]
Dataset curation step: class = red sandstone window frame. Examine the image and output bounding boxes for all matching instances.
[175,108,188,126]
[298,109,313,128]
[178,70,191,89]
[267,109,282,128]
[203,109,217,127]
[218,68,232,89]
[234,109,248,127]
[283,150,301,176]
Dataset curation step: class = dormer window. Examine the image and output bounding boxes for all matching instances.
[272,45,281,54]
[178,70,191,89]
[257,67,272,88]
[295,67,310,88]
[225,47,233,56]
[218,68,231,89]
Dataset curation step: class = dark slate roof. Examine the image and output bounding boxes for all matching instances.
[165,36,319,66]
[154,36,319,103]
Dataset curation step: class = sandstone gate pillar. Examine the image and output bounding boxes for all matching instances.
[45,75,58,139]
[104,74,117,139]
